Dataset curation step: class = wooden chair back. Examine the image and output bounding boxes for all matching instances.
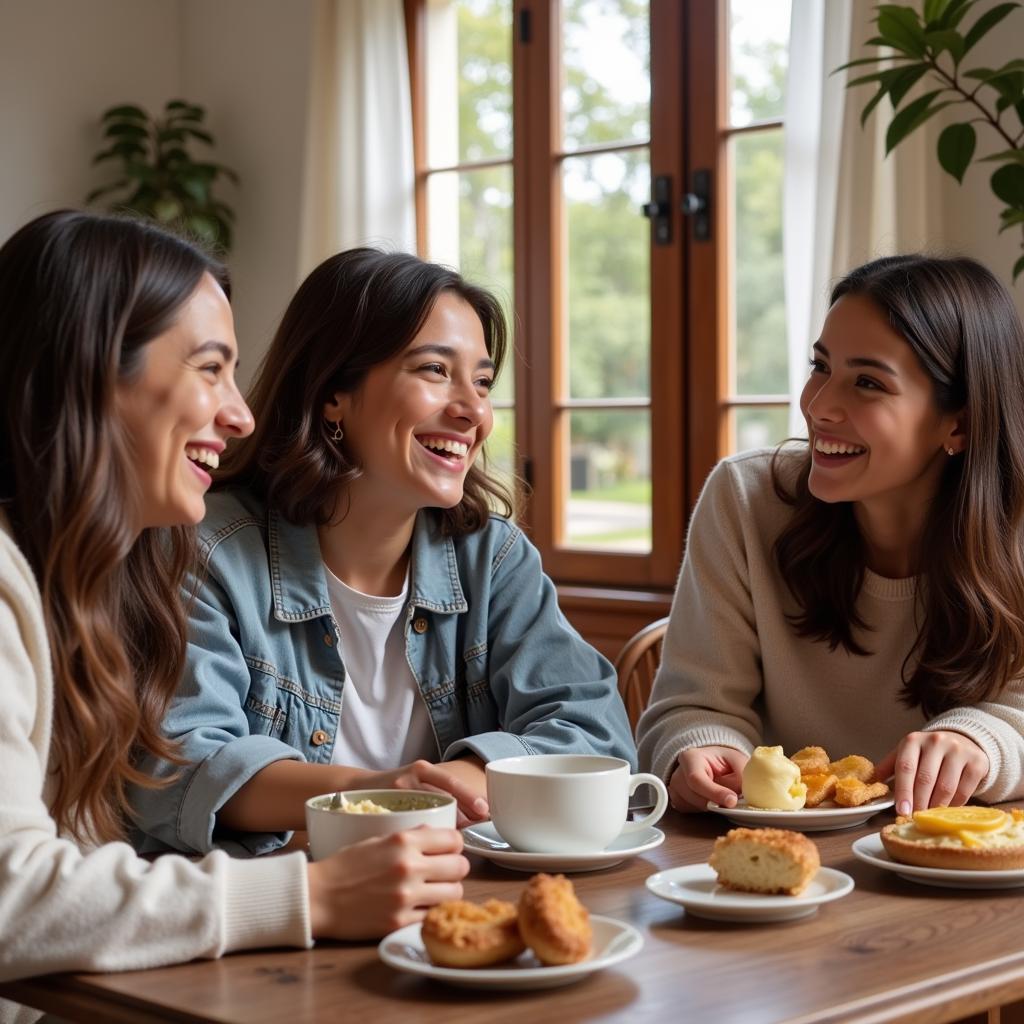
[614,616,669,735]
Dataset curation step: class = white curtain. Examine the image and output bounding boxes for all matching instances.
[299,0,416,277]
[782,0,944,434]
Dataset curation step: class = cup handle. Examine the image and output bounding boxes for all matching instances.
[623,773,669,833]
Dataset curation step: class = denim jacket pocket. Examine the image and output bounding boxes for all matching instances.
[244,659,288,738]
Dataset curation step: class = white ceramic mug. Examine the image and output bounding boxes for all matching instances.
[304,789,456,861]
[486,754,669,854]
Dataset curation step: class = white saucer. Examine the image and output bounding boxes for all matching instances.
[645,863,854,922]
[707,796,894,832]
[461,822,665,872]
[378,914,643,990]
[852,833,1024,889]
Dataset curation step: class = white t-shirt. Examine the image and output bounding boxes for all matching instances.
[324,564,437,770]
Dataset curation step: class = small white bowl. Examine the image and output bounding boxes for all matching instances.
[304,789,457,860]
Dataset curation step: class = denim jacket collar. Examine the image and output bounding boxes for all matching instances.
[267,508,467,622]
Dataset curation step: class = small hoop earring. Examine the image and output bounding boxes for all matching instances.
[947,447,955,456]
[330,420,344,442]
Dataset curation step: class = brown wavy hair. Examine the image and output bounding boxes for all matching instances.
[0,210,227,841]
[217,247,514,532]
[773,254,1024,717]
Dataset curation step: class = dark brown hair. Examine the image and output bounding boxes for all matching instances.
[773,254,1024,716]
[0,209,227,841]
[218,247,514,532]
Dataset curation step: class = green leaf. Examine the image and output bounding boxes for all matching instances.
[963,3,1020,56]
[924,28,965,62]
[924,0,951,25]
[991,164,1024,207]
[877,7,927,56]
[181,177,209,204]
[980,149,1024,164]
[185,213,218,242]
[889,64,931,105]
[102,104,148,121]
[1014,254,1024,281]
[885,90,951,153]
[937,122,976,182]
[833,54,914,73]
[165,100,192,111]
[157,128,186,144]
[153,197,183,222]
[104,123,148,139]
[998,209,1024,231]
[183,127,214,145]
[940,0,980,29]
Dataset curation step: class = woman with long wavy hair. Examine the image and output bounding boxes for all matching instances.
[128,247,634,857]
[637,254,1024,817]
[0,213,468,1022]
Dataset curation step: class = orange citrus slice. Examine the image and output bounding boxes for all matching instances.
[913,806,1008,835]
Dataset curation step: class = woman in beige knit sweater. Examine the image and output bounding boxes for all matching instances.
[638,255,1024,818]
[0,211,468,1022]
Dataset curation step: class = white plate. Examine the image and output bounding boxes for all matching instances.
[645,863,854,922]
[706,796,894,832]
[461,821,665,872]
[378,914,643,990]
[851,833,1024,889]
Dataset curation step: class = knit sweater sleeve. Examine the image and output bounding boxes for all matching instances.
[636,458,765,784]
[0,538,312,984]
[923,682,1024,803]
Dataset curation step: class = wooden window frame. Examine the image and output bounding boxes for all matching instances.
[405,0,729,608]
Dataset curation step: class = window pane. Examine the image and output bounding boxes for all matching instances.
[426,0,512,166]
[728,0,791,127]
[425,165,514,404]
[730,405,790,454]
[485,406,517,499]
[563,150,650,399]
[561,0,650,152]
[564,409,651,552]
[731,130,786,396]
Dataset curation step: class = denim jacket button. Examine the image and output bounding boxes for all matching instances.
[311,729,329,746]
[323,633,334,647]
[412,617,428,634]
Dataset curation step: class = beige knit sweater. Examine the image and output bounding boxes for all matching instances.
[0,515,311,1024]
[637,449,1024,800]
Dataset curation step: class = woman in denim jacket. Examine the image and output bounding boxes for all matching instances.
[131,248,635,857]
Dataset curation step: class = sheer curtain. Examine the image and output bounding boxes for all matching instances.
[298,0,416,277]
[782,0,943,434]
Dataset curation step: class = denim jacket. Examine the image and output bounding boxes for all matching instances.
[130,489,635,856]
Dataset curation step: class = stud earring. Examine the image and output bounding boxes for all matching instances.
[331,420,344,442]
[947,447,955,456]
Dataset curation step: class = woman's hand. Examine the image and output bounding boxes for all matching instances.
[669,746,749,812]
[876,730,989,815]
[363,758,489,826]
[306,826,469,940]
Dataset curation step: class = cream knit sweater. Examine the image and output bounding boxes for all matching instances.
[0,515,311,1024]
[637,449,1024,800]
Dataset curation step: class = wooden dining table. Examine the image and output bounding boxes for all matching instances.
[3,807,1024,1024]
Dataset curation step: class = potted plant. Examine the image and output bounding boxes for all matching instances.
[839,0,1024,281]
[86,100,238,252]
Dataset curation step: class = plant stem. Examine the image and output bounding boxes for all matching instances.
[926,56,1018,150]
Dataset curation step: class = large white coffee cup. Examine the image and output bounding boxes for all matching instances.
[486,754,669,854]
[304,789,456,861]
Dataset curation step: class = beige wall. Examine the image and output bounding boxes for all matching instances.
[0,0,314,385]
[0,0,180,240]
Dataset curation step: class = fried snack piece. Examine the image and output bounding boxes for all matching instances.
[828,754,876,783]
[518,873,592,966]
[422,898,525,968]
[802,772,838,808]
[709,827,820,895]
[833,776,889,807]
[791,746,830,776]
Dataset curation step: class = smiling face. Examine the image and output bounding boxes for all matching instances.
[115,273,254,528]
[799,293,964,514]
[325,291,495,518]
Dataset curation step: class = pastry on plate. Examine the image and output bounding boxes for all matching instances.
[827,755,877,783]
[517,873,593,965]
[802,772,838,808]
[833,776,889,807]
[791,746,830,776]
[709,827,820,895]
[880,806,1024,871]
[422,898,524,968]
